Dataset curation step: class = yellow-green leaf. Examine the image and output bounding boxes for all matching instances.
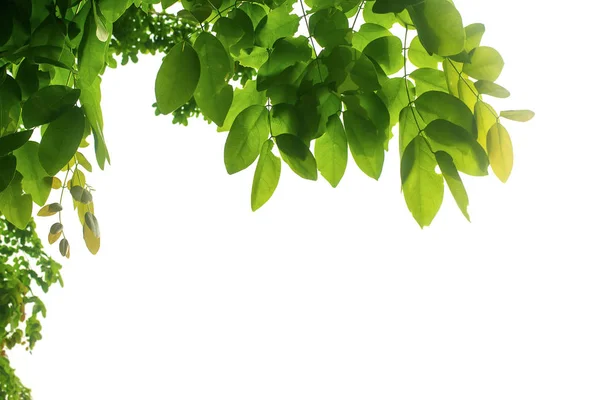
[487,123,513,183]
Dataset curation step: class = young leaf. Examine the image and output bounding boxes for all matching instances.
[474,101,498,150]
[83,224,100,254]
[424,119,489,176]
[48,223,63,245]
[435,151,470,221]
[408,36,443,69]
[224,105,269,174]
[487,123,513,183]
[251,140,281,211]
[38,203,63,217]
[155,41,201,114]
[463,46,504,82]
[39,107,86,176]
[315,114,348,188]
[401,135,444,228]
[474,80,510,98]
[465,23,485,52]
[275,134,318,180]
[84,212,100,238]
[500,110,535,122]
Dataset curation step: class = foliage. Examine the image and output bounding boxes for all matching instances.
[0,216,62,399]
[0,0,533,395]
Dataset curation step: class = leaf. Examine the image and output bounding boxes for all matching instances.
[474,101,497,150]
[487,123,513,183]
[76,151,93,172]
[0,155,17,192]
[349,52,381,92]
[51,177,62,189]
[13,142,52,206]
[155,41,201,114]
[84,212,100,237]
[363,35,404,75]
[408,36,443,69]
[48,223,63,245]
[442,58,461,97]
[237,46,269,69]
[315,114,348,188]
[500,110,535,122]
[372,0,421,13]
[474,80,510,98]
[309,7,352,49]
[83,224,100,255]
[218,80,266,132]
[77,77,110,169]
[0,76,22,136]
[0,176,33,229]
[270,104,299,136]
[193,33,233,126]
[38,202,63,216]
[0,130,33,157]
[352,23,391,52]
[98,0,134,23]
[362,1,397,29]
[457,78,478,112]
[224,105,269,174]
[257,36,312,91]
[465,23,485,52]
[401,135,443,228]
[424,119,489,176]
[378,77,413,129]
[22,85,80,128]
[39,107,86,176]
[78,8,112,84]
[71,185,93,204]
[59,238,70,258]
[410,68,448,95]
[408,0,465,56]
[275,134,318,180]
[435,151,470,221]
[414,90,476,137]
[93,2,111,41]
[399,105,425,154]
[463,46,504,82]
[343,109,385,180]
[251,140,281,211]
[255,6,300,48]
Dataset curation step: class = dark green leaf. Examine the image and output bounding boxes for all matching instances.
[22,85,80,128]
[257,36,312,91]
[0,130,33,156]
[0,155,17,192]
[39,107,86,176]
[275,134,318,180]
[156,41,201,114]
[0,76,22,136]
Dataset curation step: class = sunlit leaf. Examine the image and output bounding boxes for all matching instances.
[251,140,281,211]
[487,123,513,183]
[39,107,86,176]
[224,105,269,174]
[500,110,535,122]
[408,0,465,56]
[474,80,510,98]
[435,151,470,221]
[315,114,348,187]
[13,142,52,206]
[463,46,504,82]
[275,134,318,181]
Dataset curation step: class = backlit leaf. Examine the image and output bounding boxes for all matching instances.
[224,105,269,174]
[0,175,33,229]
[474,80,510,98]
[463,46,504,82]
[275,134,318,180]
[22,85,80,128]
[251,140,281,211]
[315,114,348,187]
[414,90,476,137]
[0,130,33,157]
[14,142,52,206]
[156,41,201,114]
[435,151,470,221]
[487,123,513,183]
[500,110,535,122]
[0,155,17,192]
[39,107,86,176]
[408,0,465,56]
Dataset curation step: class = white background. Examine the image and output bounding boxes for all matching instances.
[12,1,600,399]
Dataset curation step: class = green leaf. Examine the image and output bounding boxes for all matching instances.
[0,130,33,156]
[251,139,281,211]
[309,7,352,49]
[500,110,535,122]
[465,23,485,52]
[372,0,421,13]
[193,32,233,126]
[77,77,110,169]
[84,211,100,237]
[71,185,93,204]
[156,41,201,114]
[218,80,267,132]
[442,58,461,97]
[363,1,397,29]
[399,105,424,154]
[315,114,348,187]
[275,134,318,180]
[349,52,381,92]
[435,151,470,221]
[410,68,448,96]
[270,104,299,136]
[237,47,269,70]
[378,77,413,130]
[414,91,476,138]
[363,36,404,75]
[59,237,70,258]
[0,174,33,230]
[257,36,312,91]
[238,2,267,29]
[98,0,134,23]
[22,85,81,128]
[352,23,391,52]
[408,36,443,69]
[255,6,300,48]
[408,0,465,56]
[487,123,513,183]
[424,119,489,176]
[463,46,504,82]
[78,8,112,84]
[343,109,385,180]
[458,77,478,112]
[401,135,443,228]
[224,105,269,174]
[474,101,497,150]
[39,107,86,176]
[474,80,510,98]
[38,203,63,217]
[0,155,17,192]
[13,142,52,206]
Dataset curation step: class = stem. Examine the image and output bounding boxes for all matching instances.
[351,1,365,31]
[299,0,323,82]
